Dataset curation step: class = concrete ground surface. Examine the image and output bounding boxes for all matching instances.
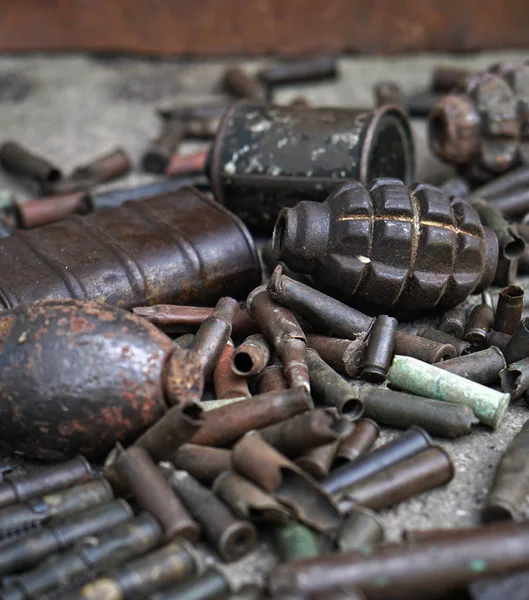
[0,50,528,594]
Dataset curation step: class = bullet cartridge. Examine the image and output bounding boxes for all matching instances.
[190,386,312,447]
[0,478,113,542]
[307,350,363,419]
[417,327,471,357]
[258,409,342,458]
[273,522,320,563]
[1,512,162,600]
[0,457,92,510]
[395,331,456,363]
[335,506,385,553]
[323,427,432,496]
[191,297,240,380]
[213,341,251,399]
[306,334,366,378]
[247,285,310,392]
[267,266,374,339]
[231,334,273,377]
[0,499,132,576]
[162,465,257,562]
[268,521,529,599]
[337,446,455,512]
[66,540,200,600]
[213,471,292,523]
[71,147,131,184]
[362,316,397,383]
[503,317,529,364]
[112,445,199,543]
[232,431,341,532]
[0,141,62,187]
[142,118,186,174]
[257,362,289,394]
[439,305,467,339]
[360,386,478,438]
[464,303,495,350]
[332,419,380,469]
[387,355,510,429]
[434,346,506,386]
[483,419,529,522]
[170,444,231,485]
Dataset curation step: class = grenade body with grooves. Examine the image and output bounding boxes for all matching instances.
[0,300,178,460]
[273,180,498,316]
[429,60,529,176]
[0,187,260,311]
[208,101,414,231]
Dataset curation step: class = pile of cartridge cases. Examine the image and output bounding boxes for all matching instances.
[1,56,529,600]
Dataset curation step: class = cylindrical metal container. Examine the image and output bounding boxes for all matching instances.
[209,101,414,230]
[0,187,260,311]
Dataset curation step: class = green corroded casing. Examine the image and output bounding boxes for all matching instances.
[387,355,510,429]
[273,523,320,563]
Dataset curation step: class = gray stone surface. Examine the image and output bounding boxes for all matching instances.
[0,50,528,588]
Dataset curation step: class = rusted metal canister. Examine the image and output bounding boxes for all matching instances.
[0,300,199,460]
[0,187,260,312]
[273,180,498,316]
[208,101,414,230]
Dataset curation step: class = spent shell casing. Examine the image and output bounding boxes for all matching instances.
[296,437,343,480]
[212,471,292,523]
[486,330,512,351]
[323,426,432,496]
[132,403,205,462]
[500,356,529,399]
[494,285,524,335]
[359,386,478,438]
[267,266,374,339]
[258,408,342,458]
[434,346,506,386]
[142,118,186,174]
[0,457,92,510]
[331,419,380,469]
[0,499,132,575]
[162,465,257,562]
[306,334,366,378]
[191,297,240,380]
[268,521,529,599]
[503,317,529,364]
[335,506,385,553]
[112,445,199,542]
[257,362,289,394]
[14,191,91,229]
[273,523,320,563]
[0,478,113,542]
[190,386,312,447]
[170,444,231,485]
[362,316,397,383]
[1,512,161,600]
[417,326,471,356]
[307,349,363,420]
[71,147,131,184]
[483,418,529,522]
[387,355,510,429]
[231,334,273,377]
[464,303,495,350]
[258,55,338,86]
[395,331,456,363]
[66,539,199,600]
[0,141,62,186]
[223,67,269,102]
[337,446,455,512]
[247,285,310,392]
[439,305,467,339]
[148,568,230,600]
[213,341,251,399]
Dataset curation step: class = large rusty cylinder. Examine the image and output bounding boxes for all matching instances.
[0,300,207,460]
[272,180,498,316]
[208,101,415,231]
[428,61,529,176]
[0,186,260,311]
[247,286,310,392]
[268,521,529,599]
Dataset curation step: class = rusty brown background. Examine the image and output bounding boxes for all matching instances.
[1,0,528,56]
